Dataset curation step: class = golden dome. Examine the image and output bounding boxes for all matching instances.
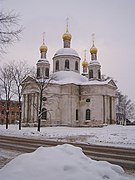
[62,32,72,40]
[90,45,97,54]
[90,33,98,54]
[40,43,48,53]
[82,60,88,67]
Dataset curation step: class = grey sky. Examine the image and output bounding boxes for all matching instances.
[1,0,135,102]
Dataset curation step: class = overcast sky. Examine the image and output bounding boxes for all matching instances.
[1,0,135,102]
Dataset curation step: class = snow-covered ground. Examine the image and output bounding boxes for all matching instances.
[0,125,135,179]
[0,124,135,148]
[0,144,134,180]
[0,149,21,169]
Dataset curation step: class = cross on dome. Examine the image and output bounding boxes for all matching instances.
[39,32,48,53]
[42,32,45,44]
[82,49,88,67]
[66,17,69,33]
[92,33,95,46]
[90,33,98,55]
[62,18,72,42]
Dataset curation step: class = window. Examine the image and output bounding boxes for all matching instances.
[42,108,47,120]
[89,70,93,79]
[42,97,47,101]
[86,98,90,102]
[2,102,4,107]
[56,60,59,71]
[45,68,49,77]
[65,59,69,69]
[12,111,15,115]
[86,109,91,120]
[76,109,78,121]
[75,61,78,71]
[1,110,4,115]
[37,68,40,78]
[11,120,15,124]
[98,70,101,79]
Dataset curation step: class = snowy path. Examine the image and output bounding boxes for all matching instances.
[0,135,135,170]
[0,125,135,148]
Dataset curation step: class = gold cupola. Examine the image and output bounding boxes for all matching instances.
[90,33,98,54]
[39,32,48,59]
[39,32,48,53]
[82,50,88,67]
[40,43,48,53]
[90,45,97,54]
[62,18,72,41]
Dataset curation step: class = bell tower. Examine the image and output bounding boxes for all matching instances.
[88,34,101,80]
[36,33,50,79]
[82,50,88,76]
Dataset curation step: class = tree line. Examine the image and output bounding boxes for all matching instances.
[0,60,34,129]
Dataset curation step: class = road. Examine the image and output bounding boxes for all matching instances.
[0,135,135,171]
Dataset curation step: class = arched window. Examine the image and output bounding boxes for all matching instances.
[89,70,93,79]
[65,59,69,69]
[42,108,47,120]
[37,68,40,78]
[86,109,91,120]
[56,60,59,71]
[98,70,101,79]
[75,61,78,71]
[76,109,78,121]
[45,68,49,77]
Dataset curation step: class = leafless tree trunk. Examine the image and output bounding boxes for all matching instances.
[35,77,54,132]
[9,60,35,130]
[0,64,15,129]
[0,10,23,54]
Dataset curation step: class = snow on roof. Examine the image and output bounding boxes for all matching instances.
[89,60,101,65]
[37,59,49,64]
[51,71,111,85]
[51,71,87,84]
[54,48,79,57]
[0,144,131,180]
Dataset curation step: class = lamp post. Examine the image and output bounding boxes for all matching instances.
[19,106,21,130]
[6,109,9,129]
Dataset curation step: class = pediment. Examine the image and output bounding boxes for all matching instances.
[108,79,117,88]
[22,76,36,84]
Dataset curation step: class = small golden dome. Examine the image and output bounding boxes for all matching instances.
[90,45,97,54]
[40,43,48,53]
[62,32,72,40]
[82,60,88,67]
[82,50,88,67]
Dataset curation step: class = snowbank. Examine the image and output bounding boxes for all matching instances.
[0,144,132,180]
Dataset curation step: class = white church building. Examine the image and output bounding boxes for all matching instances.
[21,23,117,127]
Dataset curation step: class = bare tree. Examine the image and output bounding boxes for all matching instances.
[116,91,135,125]
[0,64,15,129]
[35,76,55,132]
[10,60,34,130]
[0,10,23,53]
[22,73,56,132]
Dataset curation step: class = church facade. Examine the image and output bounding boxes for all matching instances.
[21,24,117,127]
